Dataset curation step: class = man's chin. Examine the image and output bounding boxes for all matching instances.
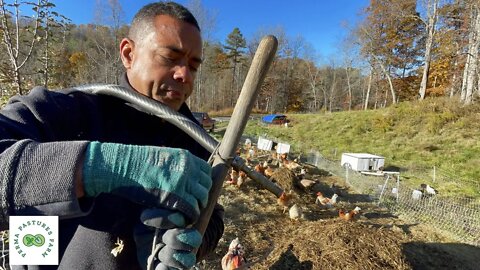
[156,97,182,111]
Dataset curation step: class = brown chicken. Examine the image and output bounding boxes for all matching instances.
[237,171,247,188]
[279,152,288,161]
[315,192,338,208]
[283,159,300,170]
[271,151,278,161]
[264,166,275,178]
[339,206,361,221]
[254,163,266,175]
[246,147,256,160]
[227,170,238,185]
[221,238,249,270]
[277,190,294,213]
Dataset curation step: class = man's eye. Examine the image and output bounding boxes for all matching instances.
[160,55,175,63]
[190,65,199,72]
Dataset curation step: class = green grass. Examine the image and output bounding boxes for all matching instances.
[234,97,480,198]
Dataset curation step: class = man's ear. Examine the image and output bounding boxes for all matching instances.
[120,38,134,69]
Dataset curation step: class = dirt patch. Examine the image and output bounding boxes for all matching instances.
[199,157,480,270]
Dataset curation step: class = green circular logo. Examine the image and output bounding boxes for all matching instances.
[23,234,45,247]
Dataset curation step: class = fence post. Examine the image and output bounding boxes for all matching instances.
[345,166,350,185]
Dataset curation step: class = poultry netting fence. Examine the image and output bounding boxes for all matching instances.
[304,149,480,247]
[247,133,480,247]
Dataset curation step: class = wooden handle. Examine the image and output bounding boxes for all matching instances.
[194,35,278,238]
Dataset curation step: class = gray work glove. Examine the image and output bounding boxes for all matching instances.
[135,208,203,270]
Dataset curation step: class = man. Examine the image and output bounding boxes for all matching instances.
[0,2,224,269]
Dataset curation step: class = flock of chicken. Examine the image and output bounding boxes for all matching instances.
[220,139,362,269]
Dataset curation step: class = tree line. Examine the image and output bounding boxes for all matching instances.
[1,0,479,112]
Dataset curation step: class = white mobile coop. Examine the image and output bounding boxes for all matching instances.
[257,136,290,153]
[340,153,385,172]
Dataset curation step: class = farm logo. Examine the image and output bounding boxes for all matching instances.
[9,216,58,265]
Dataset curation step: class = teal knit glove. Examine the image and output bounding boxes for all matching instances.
[82,142,212,222]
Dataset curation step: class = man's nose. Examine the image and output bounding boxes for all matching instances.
[173,62,194,83]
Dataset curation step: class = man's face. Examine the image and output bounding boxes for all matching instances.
[121,15,202,111]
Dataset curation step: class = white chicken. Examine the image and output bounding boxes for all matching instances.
[288,204,304,220]
[425,184,437,195]
[221,238,249,270]
[247,148,255,159]
[411,189,423,200]
[315,192,338,208]
[420,183,438,198]
[262,160,269,168]
[244,138,252,149]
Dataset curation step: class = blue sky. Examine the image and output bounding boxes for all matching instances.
[54,0,369,58]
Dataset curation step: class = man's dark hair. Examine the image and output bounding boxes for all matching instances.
[129,1,200,41]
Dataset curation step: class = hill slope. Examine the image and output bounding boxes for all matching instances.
[243,97,480,197]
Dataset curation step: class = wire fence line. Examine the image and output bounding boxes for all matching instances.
[244,134,480,246]
[422,167,474,194]
[304,149,480,247]
[318,147,480,190]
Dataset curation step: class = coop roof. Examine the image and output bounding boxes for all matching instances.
[343,153,385,159]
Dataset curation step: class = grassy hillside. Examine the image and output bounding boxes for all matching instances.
[240,97,480,197]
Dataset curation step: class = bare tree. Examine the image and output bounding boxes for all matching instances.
[185,0,217,111]
[359,26,397,104]
[304,58,321,111]
[364,67,373,110]
[419,0,440,100]
[345,65,353,110]
[248,26,287,112]
[39,1,69,88]
[92,0,125,84]
[0,0,43,94]
[278,34,306,112]
[327,60,337,112]
[460,2,480,104]
[340,25,363,110]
